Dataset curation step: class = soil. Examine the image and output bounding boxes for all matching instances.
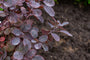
[39,3,90,60]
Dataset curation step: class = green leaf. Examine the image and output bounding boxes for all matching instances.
[54,0,59,4]
[88,0,90,4]
[5,0,7,1]
[76,0,81,2]
[0,8,4,11]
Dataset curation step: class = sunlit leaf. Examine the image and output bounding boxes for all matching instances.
[57,20,69,26]
[13,51,24,60]
[11,37,20,45]
[43,0,55,7]
[31,39,37,43]
[60,30,73,37]
[34,43,42,49]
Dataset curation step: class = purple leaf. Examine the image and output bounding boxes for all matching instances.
[11,28,24,36]
[29,29,38,38]
[23,38,32,50]
[42,44,49,51]
[32,55,45,60]
[15,43,28,54]
[43,0,55,7]
[57,20,69,26]
[21,7,27,14]
[4,28,11,35]
[3,0,13,7]
[31,39,37,43]
[8,16,18,24]
[61,22,69,26]
[37,16,44,23]
[51,33,60,41]
[48,22,54,28]
[20,24,31,32]
[11,37,20,45]
[26,49,37,58]
[33,9,42,17]
[44,5,55,16]
[39,35,48,42]
[32,27,39,32]
[60,30,73,37]
[24,33,33,40]
[34,43,42,49]
[13,51,24,60]
[30,1,40,8]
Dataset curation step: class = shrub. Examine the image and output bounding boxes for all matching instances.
[0,0,72,60]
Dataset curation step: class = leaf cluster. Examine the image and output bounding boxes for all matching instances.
[0,0,72,60]
[75,0,90,6]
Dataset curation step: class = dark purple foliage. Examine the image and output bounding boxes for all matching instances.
[0,0,72,60]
